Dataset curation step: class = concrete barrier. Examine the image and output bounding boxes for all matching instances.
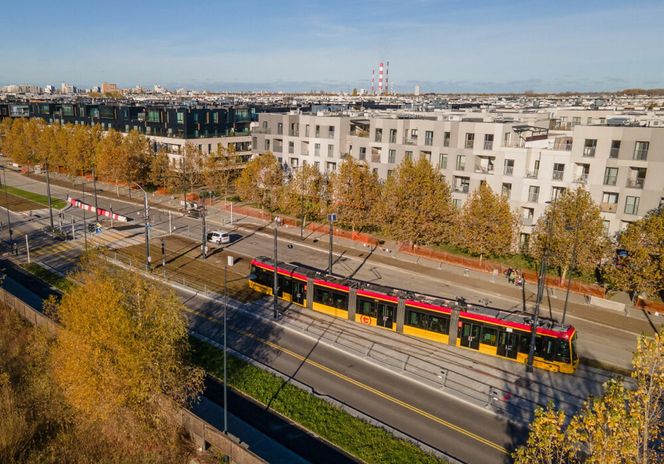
[588,296,626,314]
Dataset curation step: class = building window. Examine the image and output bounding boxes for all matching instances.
[456,155,466,170]
[443,131,450,147]
[552,186,566,200]
[424,130,434,146]
[327,144,334,158]
[627,167,646,188]
[405,151,413,160]
[465,133,475,149]
[602,220,610,235]
[483,134,494,150]
[288,141,294,154]
[277,122,283,135]
[388,149,396,163]
[329,126,335,137]
[264,140,270,151]
[624,196,640,215]
[504,159,514,176]
[305,124,310,137]
[634,141,649,160]
[389,129,397,143]
[601,192,619,213]
[176,112,184,124]
[528,186,540,202]
[359,147,366,161]
[603,167,618,186]
[453,198,463,208]
[583,139,597,157]
[315,125,320,137]
[501,183,511,198]
[439,154,447,169]
[314,143,321,156]
[147,110,161,123]
[375,128,383,142]
[610,140,620,158]
[553,163,565,180]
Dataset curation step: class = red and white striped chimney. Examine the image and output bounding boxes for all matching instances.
[371,68,375,95]
[378,62,384,95]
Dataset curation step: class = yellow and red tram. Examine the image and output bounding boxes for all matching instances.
[249,256,579,374]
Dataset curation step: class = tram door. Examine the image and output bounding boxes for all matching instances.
[376,302,395,329]
[291,281,305,305]
[460,322,481,349]
[497,330,518,359]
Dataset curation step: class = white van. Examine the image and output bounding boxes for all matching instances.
[207,230,230,244]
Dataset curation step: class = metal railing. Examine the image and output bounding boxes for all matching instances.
[600,202,618,213]
[521,216,534,226]
[483,141,493,150]
[526,170,538,179]
[252,127,271,134]
[610,147,620,158]
[583,146,596,157]
[552,171,564,181]
[402,137,417,145]
[474,166,494,174]
[454,185,469,193]
[503,166,514,176]
[634,149,648,160]
[464,140,474,149]
[574,174,589,184]
[626,178,645,189]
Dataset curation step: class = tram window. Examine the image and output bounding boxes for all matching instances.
[278,275,291,294]
[357,298,376,317]
[480,327,497,346]
[518,333,531,354]
[555,339,571,363]
[535,336,556,361]
[314,286,348,309]
[571,333,578,362]
[405,308,450,334]
[251,266,273,287]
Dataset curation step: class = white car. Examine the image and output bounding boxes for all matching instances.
[207,230,230,244]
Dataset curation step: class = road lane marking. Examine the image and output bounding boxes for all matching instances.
[184,306,509,455]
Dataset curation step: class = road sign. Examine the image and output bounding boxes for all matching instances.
[360,315,371,325]
[328,213,337,222]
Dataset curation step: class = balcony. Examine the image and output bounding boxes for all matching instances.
[454,185,470,193]
[601,203,618,213]
[610,147,620,158]
[528,193,539,203]
[351,128,369,137]
[483,141,494,150]
[289,130,299,137]
[526,170,539,179]
[403,137,418,145]
[464,140,474,149]
[521,216,534,226]
[626,178,645,189]
[583,147,596,157]
[503,166,514,176]
[252,127,271,134]
[552,170,564,181]
[474,166,494,174]
[574,174,589,184]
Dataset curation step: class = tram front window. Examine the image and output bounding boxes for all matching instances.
[571,333,578,363]
[555,338,571,364]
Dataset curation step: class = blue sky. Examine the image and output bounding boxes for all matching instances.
[2,0,663,92]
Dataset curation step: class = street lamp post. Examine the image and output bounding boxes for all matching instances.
[328,213,337,275]
[201,203,207,260]
[223,265,228,433]
[273,216,282,319]
[92,166,99,222]
[81,182,88,251]
[1,167,13,248]
[45,163,54,229]
[526,200,555,372]
[133,182,151,272]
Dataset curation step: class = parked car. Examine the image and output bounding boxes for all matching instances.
[207,230,230,244]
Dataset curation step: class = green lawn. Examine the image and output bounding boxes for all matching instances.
[23,263,72,292]
[191,337,448,464]
[3,185,67,209]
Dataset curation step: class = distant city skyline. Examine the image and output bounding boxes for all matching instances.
[2,0,663,93]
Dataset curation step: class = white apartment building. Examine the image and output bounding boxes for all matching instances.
[252,111,664,242]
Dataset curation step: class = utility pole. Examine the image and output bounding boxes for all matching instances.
[45,163,54,229]
[201,204,208,259]
[134,182,151,272]
[300,167,305,240]
[273,216,281,319]
[92,166,99,222]
[526,200,555,372]
[328,213,337,275]
[2,167,13,248]
[223,265,228,433]
[82,182,88,251]
[562,208,581,324]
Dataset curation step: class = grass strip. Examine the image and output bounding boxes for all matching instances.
[191,337,448,464]
[23,263,72,292]
[4,185,67,209]
[580,356,632,377]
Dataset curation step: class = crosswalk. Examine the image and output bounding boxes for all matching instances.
[30,228,145,260]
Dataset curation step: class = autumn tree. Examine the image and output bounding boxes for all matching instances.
[378,156,456,247]
[96,129,127,196]
[513,328,664,464]
[457,182,518,260]
[51,254,203,430]
[328,157,381,232]
[604,206,664,301]
[149,146,172,189]
[204,145,238,203]
[529,187,608,280]
[235,152,284,211]
[513,403,578,464]
[122,129,151,186]
[280,163,325,224]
